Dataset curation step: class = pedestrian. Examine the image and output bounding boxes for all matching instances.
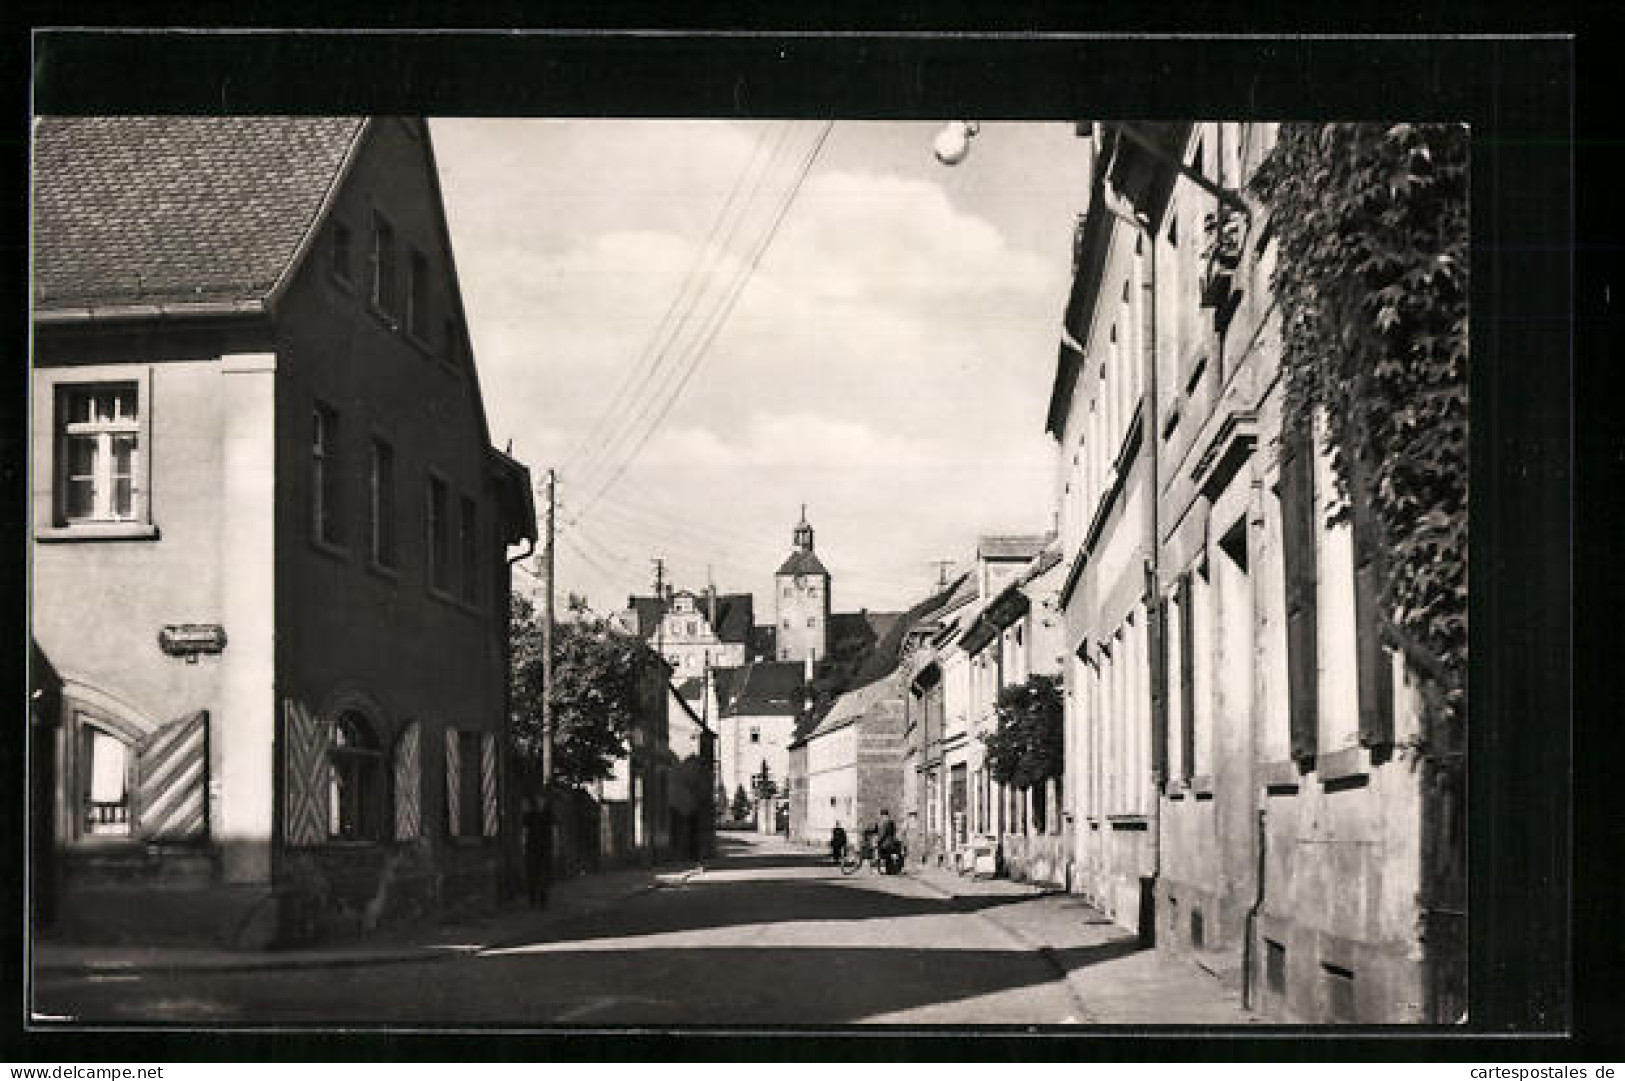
[878,809,901,875]
[523,794,553,908]
[830,821,848,865]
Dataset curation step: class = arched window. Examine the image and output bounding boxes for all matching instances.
[78,720,133,838]
[329,711,384,841]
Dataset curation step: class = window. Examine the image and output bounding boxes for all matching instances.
[329,712,383,841]
[312,403,342,546]
[458,495,478,603]
[807,617,816,628]
[332,221,353,284]
[79,722,132,837]
[407,248,431,339]
[426,475,450,592]
[56,384,141,524]
[372,212,398,316]
[457,730,483,838]
[750,727,761,745]
[368,438,397,568]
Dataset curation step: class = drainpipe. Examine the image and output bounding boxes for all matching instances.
[1242,806,1268,1010]
[502,535,537,899]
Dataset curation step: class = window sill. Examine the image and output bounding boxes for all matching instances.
[310,535,350,563]
[427,584,481,617]
[36,522,159,543]
[365,558,401,583]
[1317,746,1369,788]
[1190,774,1215,799]
[1259,758,1303,795]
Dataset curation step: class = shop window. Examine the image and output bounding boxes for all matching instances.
[1323,963,1357,1023]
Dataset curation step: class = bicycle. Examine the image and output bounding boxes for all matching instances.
[840,839,906,876]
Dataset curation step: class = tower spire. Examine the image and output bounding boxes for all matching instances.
[792,506,814,553]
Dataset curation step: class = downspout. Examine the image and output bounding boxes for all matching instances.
[502,534,537,899]
[1242,806,1268,1010]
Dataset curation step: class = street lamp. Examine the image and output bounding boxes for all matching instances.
[932,121,979,166]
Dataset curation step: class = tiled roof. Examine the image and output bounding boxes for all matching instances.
[720,661,806,718]
[34,116,366,311]
[623,591,755,645]
[805,673,902,741]
[711,594,756,644]
[776,549,830,578]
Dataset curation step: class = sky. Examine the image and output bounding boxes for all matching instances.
[431,119,1089,618]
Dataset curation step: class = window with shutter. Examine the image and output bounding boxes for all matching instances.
[1149,590,1169,786]
[136,710,208,842]
[1278,430,1320,763]
[283,700,331,846]
[481,732,499,837]
[444,726,461,837]
[1349,450,1395,748]
[394,721,421,840]
[1178,572,1196,780]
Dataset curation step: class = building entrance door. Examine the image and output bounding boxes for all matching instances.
[949,763,968,846]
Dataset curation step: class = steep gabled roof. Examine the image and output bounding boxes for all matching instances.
[33,116,366,313]
[711,594,756,644]
[776,549,830,578]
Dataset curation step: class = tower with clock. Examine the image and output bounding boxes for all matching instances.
[773,506,831,663]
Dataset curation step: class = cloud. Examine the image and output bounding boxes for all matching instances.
[435,120,1078,614]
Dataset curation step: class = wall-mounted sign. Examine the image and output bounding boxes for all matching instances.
[158,624,227,661]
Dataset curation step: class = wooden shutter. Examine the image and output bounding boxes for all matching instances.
[1148,587,1169,786]
[394,720,421,840]
[480,732,499,837]
[444,726,461,837]
[135,710,208,842]
[1278,429,1320,762]
[1177,572,1196,781]
[283,699,330,846]
[1349,451,1395,748]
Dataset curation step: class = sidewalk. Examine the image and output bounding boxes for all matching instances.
[33,863,703,977]
[908,864,1259,1026]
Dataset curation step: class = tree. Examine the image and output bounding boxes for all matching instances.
[510,592,657,794]
[714,781,730,822]
[981,674,1064,792]
[730,784,752,822]
[1250,123,1468,721]
[751,761,777,802]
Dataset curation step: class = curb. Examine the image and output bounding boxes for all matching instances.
[35,867,705,978]
[906,870,1096,1023]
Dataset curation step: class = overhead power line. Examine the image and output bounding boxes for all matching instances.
[559,122,791,479]
[565,120,836,524]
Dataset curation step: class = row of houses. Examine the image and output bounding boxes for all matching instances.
[786,122,1463,1025]
[27,115,715,950]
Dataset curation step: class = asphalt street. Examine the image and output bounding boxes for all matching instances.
[32,833,1086,1027]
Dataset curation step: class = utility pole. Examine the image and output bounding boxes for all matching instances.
[539,468,556,793]
[652,557,666,656]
